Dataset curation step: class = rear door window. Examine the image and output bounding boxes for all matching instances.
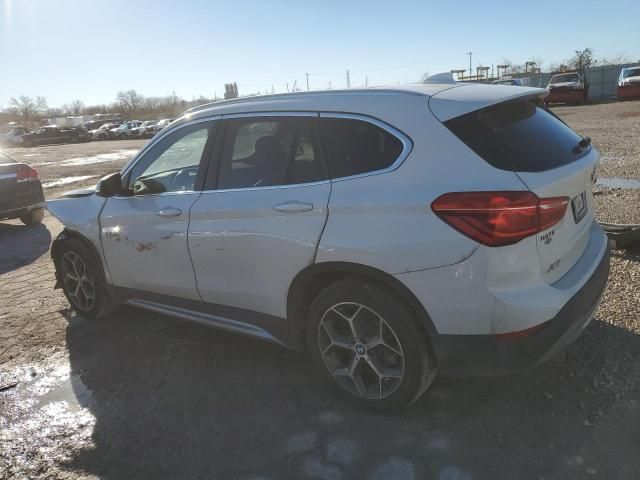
[444,100,587,172]
[319,117,405,179]
[216,116,326,189]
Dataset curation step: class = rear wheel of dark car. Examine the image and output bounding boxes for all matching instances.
[20,208,44,225]
[306,278,437,412]
[56,238,114,320]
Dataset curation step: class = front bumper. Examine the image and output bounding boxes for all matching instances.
[434,241,610,377]
[617,84,640,99]
[546,88,587,104]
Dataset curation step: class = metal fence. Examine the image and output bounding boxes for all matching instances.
[522,63,640,99]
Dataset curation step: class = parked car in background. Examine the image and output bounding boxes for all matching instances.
[492,78,523,86]
[617,66,640,100]
[48,83,609,411]
[131,120,158,138]
[0,151,45,225]
[545,72,589,105]
[84,119,119,132]
[109,121,143,139]
[91,123,121,140]
[0,127,31,147]
[72,125,91,142]
[150,118,174,136]
[21,125,82,147]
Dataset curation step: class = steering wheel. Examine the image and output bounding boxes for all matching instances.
[172,167,197,191]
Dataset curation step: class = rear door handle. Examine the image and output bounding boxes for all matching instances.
[156,207,182,217]
[273,201,314,213]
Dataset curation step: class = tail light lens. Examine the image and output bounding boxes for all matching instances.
[431,191,569,247]
[16,165,39,183]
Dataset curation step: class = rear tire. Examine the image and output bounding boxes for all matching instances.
[56,238,114,320]
[306,278,437,412]
[20,208,44,225]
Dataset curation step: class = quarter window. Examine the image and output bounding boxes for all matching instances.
[217,116,325,189]
[319,117,404,179]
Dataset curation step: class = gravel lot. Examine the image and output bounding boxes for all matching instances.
[1,102,640,479]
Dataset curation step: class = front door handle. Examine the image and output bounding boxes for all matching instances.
[273,201,314,213]
[156,207,182,217]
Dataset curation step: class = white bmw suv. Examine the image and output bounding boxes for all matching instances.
[48,83,610,411]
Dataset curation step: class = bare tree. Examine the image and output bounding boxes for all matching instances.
[116,89,144,113]
[35,97,48,117]
[10,95,48,121]
[597,52,631,66]
[144,97,161,112]
[83,104,111,115]
[47,107,63,117]
[61,102,84,115]
[69,99,85,115]
[569,48,594,72]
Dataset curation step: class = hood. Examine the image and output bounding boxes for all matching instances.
[57,187,96,198]
[622,75,640,84]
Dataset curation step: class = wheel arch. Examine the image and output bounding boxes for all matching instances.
[287,261,439,351]
[51,229,110,287]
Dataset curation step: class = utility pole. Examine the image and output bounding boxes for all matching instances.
[365,76,368,88]
[467,51,472,79]
[346,70,351,88]
[286,83,289,93]
[305,73,310,91]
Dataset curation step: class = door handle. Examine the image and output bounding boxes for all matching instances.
[156,207,182,217]
[273,201,314,213]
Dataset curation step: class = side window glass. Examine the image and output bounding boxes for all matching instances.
[129,123,211,195]
[320,117,404,179]
[217,116,325,189]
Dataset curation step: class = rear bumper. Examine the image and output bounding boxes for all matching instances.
[0,200,46,220]
[434,240,610,377]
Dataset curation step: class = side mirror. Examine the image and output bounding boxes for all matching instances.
[95,172,123,197]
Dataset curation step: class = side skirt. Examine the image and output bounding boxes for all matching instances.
[108,286,298,350]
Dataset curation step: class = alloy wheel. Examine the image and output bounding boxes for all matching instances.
[317,302,405,399]
[61,252,95,311]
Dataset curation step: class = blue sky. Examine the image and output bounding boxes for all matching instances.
[1,0,639,108]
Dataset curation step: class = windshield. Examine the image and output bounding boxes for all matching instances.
[623,68,640,78]
[550,73,579,84]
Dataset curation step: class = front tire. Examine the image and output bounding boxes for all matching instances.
[56,238,113,320]
[306,278,437,412]
[20,208,44,225]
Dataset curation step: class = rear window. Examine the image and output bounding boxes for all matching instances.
[320,117,404,179]
[444,100,587,172]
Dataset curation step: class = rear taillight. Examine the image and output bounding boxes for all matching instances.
[16,165,39,183]
[431,191,569,247]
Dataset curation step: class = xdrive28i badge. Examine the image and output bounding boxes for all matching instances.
[540,229,555,245]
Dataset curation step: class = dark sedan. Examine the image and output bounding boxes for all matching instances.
[21,125,82,147]
[0,151,45,225]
